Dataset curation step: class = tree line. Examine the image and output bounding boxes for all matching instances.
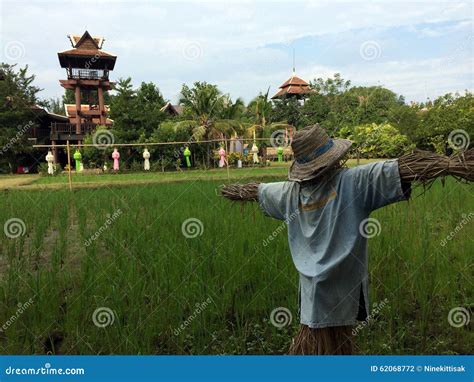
[0,63,473,172]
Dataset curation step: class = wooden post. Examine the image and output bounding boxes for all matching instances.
[225,138,230,180]
[75,86,81,135]
[66,140,73,191]
[98,86,106,125]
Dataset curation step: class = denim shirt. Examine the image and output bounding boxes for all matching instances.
[258,160,409,328]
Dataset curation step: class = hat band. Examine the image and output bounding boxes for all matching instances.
[296,139,334,164]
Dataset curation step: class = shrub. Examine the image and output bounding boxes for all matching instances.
[340,123,414,158]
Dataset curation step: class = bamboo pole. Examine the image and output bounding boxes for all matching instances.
[66,140,73,191]
[33,137,277,149]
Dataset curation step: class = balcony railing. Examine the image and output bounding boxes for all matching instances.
[67,68,109,80]
[51,122,98,137]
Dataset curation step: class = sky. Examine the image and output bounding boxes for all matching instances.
[0,0,472,104]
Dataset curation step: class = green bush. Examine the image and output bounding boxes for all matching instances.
[340,123,414,158]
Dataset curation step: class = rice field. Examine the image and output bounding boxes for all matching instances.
[0,173,472,355]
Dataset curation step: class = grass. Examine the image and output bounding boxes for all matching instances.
[0,171,472,355]
[0,158,380,190]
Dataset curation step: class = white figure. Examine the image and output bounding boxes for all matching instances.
[46,151,54,175]
[251,143,259,164]
[79,162,84,172]
[143,148,151,171]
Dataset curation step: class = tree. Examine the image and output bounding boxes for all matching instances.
[109,78,167,143]
[418,92,474,152]
[179,81,224,139]
[219,95,245,120]
[271,97,304,128]
[179,81,250,141]
[0,63,41,173]
[45,97,65,115]
[311,73,351,96]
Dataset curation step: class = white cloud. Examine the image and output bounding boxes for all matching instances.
[0,0,472,102]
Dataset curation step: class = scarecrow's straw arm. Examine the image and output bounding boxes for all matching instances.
[220,182,260,202]
[398,149,474,184]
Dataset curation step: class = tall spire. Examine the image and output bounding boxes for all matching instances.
[292,47,296,75]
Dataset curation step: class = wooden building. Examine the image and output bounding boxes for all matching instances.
[51,31,116,158]
[271,72,313,100]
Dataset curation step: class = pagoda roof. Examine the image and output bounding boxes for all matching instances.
[68,32,104,49]
[160,102,183,116]
[58,31,116,70]
[279,74,309,88]
[271,73,313,99]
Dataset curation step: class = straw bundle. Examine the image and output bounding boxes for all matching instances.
[288,325,353,355]
[398,149,474,184]
[220,182,260,201]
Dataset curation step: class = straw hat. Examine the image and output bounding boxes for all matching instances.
[288,125,352,182]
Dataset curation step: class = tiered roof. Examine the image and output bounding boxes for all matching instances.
[271,73,313,99]
[58,31,116,70]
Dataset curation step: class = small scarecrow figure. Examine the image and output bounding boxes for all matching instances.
[73,149,82,172]
[183,146,192,168]
[143,148,151,171]
[46,151,54,175]
[221,124,473,355]
[112,148,120,172]
[277,145,284,162]
[218,146,227,168]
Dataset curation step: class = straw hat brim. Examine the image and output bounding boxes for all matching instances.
[288,138,352,182]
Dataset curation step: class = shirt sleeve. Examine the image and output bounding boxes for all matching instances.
[258,182,290,221]
[346,160,409,212]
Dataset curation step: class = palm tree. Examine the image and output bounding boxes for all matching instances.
[248,88,293,145]
[179,81,251,141]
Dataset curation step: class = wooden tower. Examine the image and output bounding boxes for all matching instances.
[53,31,117,144]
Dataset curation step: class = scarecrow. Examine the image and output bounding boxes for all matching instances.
[220,124,473,355]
